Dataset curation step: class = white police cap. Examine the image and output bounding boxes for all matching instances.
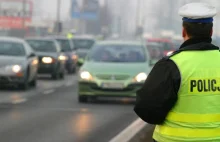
[179,3,217,23]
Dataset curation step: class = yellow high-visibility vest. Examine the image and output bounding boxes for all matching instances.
[153,50,220,142]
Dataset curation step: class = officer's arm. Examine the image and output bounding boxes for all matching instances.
[134,58,180,125]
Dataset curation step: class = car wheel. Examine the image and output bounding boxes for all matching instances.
[78,96,88,103]
[30,77,37,87]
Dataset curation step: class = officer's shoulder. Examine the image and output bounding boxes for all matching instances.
[163,50,181,60]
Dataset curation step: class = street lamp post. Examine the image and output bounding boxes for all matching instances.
[22,0,26,29]
[56,0,61,34]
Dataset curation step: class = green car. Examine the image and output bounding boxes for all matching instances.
[78,41,153,103]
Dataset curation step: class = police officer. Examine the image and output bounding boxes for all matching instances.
[134,3,220,142]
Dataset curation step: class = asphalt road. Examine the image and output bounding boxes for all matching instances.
[0,74,141,142]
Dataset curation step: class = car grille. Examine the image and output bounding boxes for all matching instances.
[0,76,8,82]
[89,83,141,92]
[95,74,130,80]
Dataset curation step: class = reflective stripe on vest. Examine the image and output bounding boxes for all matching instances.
[166,112,220,123]
[153,50,220,142]
[155,125,220,138]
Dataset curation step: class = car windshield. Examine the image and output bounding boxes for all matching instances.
[56,39,72,52]
[88,44,146,63]
[26,40,57,52]
[0,41,25,56]
[72,39,95,49]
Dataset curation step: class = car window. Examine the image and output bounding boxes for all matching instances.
[56,39,72,52]
[147,44,163,59]
[160,42,174,51]
[26,40,57,52]
[72,39,95,49]
[0,41,25,56]
[88,44,146,63]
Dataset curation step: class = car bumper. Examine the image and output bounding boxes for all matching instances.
[78,82,143,97]
[38,63,57,74]
[0,75,25,84]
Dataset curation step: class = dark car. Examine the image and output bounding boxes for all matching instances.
[72,36,95,66]
[26,38,66,80]
[0,37,38,90]
[54,37,77,74]
[147,38,175,56]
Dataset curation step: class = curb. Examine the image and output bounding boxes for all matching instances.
[109,118,147,142]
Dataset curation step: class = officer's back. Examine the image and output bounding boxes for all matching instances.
[134,3,220,142]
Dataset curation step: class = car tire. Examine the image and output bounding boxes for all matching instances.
[78,96,88,103]
[30,77,37,87]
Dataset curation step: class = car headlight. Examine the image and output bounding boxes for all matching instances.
[42,57,54,64]
[59,55,68,61]
[72,54,78,60]
[134,73,147,83]
[80,71,93,81]
[12,65,22,73]
[5,65,22,73]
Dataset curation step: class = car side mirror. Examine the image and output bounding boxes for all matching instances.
[28,53,36,58]
[77,60,84,66]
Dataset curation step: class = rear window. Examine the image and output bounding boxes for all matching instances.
[56,39,72,52]
[72,39,95,49]
[26,40,57,52]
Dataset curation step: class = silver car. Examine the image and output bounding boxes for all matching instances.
[0,37,38,90]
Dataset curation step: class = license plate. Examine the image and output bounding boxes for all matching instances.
[101,82,124,89]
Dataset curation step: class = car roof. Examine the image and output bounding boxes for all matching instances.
[45,36,68,40]
[147,38,172,43]
[0,36,25,43]
[96,40,144,46]
[25,37,56,42]
[72,35,95,40]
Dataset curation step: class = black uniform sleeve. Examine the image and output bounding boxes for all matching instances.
[134,58,181,124]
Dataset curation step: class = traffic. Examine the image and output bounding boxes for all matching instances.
[1,0,219,142]
[0,33,177,142]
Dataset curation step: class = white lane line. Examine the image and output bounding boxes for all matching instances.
[12,98,27,104]
[43,89,55,95]
[109,118,147,142]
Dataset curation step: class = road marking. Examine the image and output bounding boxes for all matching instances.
[12,98,27,104]
[43,89,55,95]
[109,118,147,142]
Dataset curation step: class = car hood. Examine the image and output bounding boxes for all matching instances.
[0,56,26,67]
[82,62,151,76]
[35,52,58,58]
